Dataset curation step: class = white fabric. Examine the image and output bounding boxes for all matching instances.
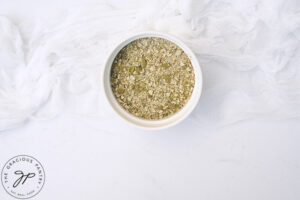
[0,0,299,131]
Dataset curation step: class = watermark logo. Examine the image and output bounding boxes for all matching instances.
[1,155,45,199]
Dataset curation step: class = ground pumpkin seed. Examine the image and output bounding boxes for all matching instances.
[110,37,195,120]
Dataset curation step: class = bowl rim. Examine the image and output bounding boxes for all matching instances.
[103,31,202,130]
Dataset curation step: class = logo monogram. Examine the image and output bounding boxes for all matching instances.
[13,171,36,188]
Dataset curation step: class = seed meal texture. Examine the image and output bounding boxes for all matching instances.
[110,37,195,120]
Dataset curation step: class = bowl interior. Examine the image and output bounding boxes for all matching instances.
[103,32,202,130]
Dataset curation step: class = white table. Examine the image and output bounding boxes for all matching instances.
[0,1,299,200]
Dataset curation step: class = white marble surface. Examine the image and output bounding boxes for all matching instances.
[0,0,300,200]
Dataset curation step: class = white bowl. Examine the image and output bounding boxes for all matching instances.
[103,32,202,130]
